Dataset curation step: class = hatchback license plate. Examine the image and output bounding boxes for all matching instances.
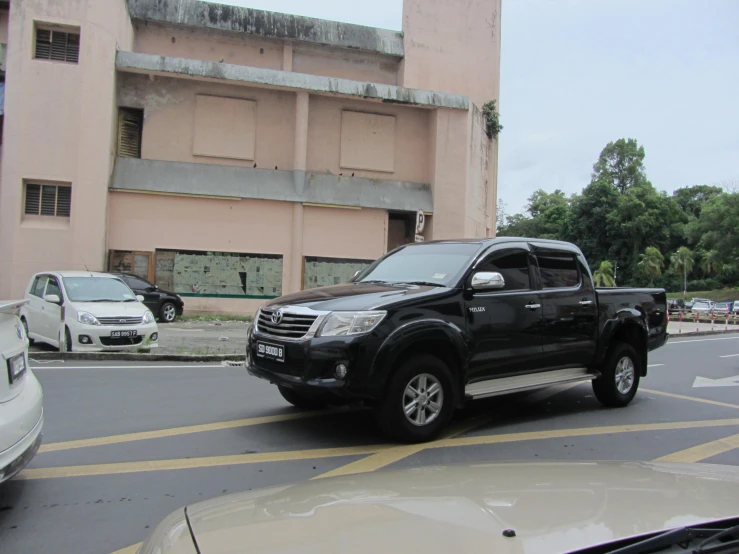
[111,330,138,338]
[7,353,26,384]
[257,341,284,362]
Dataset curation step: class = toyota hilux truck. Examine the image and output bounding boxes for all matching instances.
[246,238,668,442]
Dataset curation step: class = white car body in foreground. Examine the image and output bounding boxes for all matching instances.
[0,300,43,484]
[138,461,739,554]
[20,271,159,352]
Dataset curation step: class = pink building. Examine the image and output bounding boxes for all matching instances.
[0,0,501,314]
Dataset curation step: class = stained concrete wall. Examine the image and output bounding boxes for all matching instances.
[118,73,296,170]
[292,45,399,86]
[0,0,133,299]
[303,205,387,260]
[307,94,431,184]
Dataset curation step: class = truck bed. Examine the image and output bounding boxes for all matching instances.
[596,287,668,352]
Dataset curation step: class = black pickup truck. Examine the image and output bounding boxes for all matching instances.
[246,238,668,442]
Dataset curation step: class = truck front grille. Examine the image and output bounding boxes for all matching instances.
[257,308,318,339]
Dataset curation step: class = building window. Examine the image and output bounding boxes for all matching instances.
[24,183,71,217]
[303,256,373,290]
[117,108,144,158]
[34,27,80,64]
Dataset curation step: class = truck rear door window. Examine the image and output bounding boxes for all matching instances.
[537,253,580,289]
[478,251,531,291]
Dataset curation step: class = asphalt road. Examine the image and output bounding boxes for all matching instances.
[2,335,739,554]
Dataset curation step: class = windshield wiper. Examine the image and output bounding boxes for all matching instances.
[392,281,443,287]
[595,521,739,554]
[86,299,123,302]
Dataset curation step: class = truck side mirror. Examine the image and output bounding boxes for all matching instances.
[471,272,505,291]
[352,271,360,280]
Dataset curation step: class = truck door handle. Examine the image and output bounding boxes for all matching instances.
[579,300,593,305]
[525,303,541,310]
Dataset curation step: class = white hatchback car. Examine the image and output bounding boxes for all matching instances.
[20,272,159,352]
[0,300,43,483]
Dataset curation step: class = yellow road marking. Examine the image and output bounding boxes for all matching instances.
[642,388,739,410]
[436,418,739,449]
[40,409,342,453]
[18,444,394,480]
[653,433,739,463]
[110,543,141,554]
[313,381,586,480]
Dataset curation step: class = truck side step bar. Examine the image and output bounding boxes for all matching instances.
[465,367,598,399]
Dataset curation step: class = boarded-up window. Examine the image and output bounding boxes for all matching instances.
[340,111,396,173]
[303,256,372,290]
[118,108,144,158]
[193,95,256,161]
[34,27,80,63]
[24,182,71,217]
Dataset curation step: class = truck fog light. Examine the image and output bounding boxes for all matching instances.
[335,363,348,379]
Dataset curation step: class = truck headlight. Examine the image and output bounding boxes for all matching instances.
[143,311,155,324]
[318,311,386,337]
[77,312,100,326]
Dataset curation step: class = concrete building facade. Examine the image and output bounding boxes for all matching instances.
[0,0,501,314]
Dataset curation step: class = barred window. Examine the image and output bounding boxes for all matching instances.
[24,183,71,217]
[35,27,80,63]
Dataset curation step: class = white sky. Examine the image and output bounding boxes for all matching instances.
[220,0,739,215]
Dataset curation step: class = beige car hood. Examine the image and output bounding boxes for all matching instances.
[186,462,739,554]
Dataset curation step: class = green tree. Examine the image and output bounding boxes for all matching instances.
[636,246,664,286]
[670,247,694,297]
[672,185,723,219]
[591,138,647,194]
[700,250,721,276]
[498,189,570,239]
[593,261,616,287]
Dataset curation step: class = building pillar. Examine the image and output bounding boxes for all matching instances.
[289,91,309,293]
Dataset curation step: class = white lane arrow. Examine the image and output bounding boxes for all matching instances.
[692,375,739,388]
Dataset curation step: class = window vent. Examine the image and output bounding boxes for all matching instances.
[24,183,71,217]
[118,108,144,158]
[35,28,80,63]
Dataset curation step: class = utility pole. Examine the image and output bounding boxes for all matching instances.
[614,264,619,287]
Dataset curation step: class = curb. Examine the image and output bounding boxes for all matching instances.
[28,352,245,362]
[669,329,739,339]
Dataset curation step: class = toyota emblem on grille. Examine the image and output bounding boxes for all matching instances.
[120,319,126,323]
[271,309,284,325]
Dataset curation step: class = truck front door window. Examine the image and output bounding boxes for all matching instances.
[476,251,531,291]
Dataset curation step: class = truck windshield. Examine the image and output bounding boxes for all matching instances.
[356,243,481,287]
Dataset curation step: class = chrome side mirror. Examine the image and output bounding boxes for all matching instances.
[352,271,360,280]
[471,272,505,291]
[43,294,61,304]
[136,295,145,302]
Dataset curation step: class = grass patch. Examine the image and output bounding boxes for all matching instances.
[180,314,253,323]
[666,289,739,302]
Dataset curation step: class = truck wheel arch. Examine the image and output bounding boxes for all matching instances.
[370,322,468,406]
[603,318,649,377]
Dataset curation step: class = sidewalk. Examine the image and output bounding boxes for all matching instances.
[27,318,739,361]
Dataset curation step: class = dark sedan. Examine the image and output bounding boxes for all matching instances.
[109,273,184,322]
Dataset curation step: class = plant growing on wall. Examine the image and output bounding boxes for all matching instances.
[482,100,503,140]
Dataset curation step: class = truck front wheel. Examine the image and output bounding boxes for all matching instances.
[593,342,641,407]
[375,354,454,443]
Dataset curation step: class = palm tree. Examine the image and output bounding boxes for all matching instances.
[670,247,694,298]
[593,261,616,287]
[700,250,721,276]
[637,246,664,286]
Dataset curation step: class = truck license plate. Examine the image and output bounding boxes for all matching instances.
[257,341,284,362]
[111,330,138,338]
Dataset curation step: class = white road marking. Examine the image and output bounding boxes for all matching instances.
[647,364,663,368]
[30,364,228,370]
[693,375,739,388]
[667,336,739,345]
[720,354,739,358]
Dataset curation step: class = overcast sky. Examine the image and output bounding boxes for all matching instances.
[223,0,739,215]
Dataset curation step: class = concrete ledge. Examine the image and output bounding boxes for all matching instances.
[116,51,469,110]
[29,352,245,363]
[127,0,404,57]
[111,157,434,213]
[668,329,739,339]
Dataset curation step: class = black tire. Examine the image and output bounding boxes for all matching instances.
[592,342,641,407]
[374,354,454,443]
[278,386,328,410]
[64,326,73,353]
[159,302,177,323]
[21,318,34,345]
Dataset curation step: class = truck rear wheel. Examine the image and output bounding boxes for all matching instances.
[375,354,454,443]
[278,385,327,410]
[593,342,640,407]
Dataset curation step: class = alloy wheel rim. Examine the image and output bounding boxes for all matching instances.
[403,373,443,426]
[164,304,175,321]
[615,356,635,394]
